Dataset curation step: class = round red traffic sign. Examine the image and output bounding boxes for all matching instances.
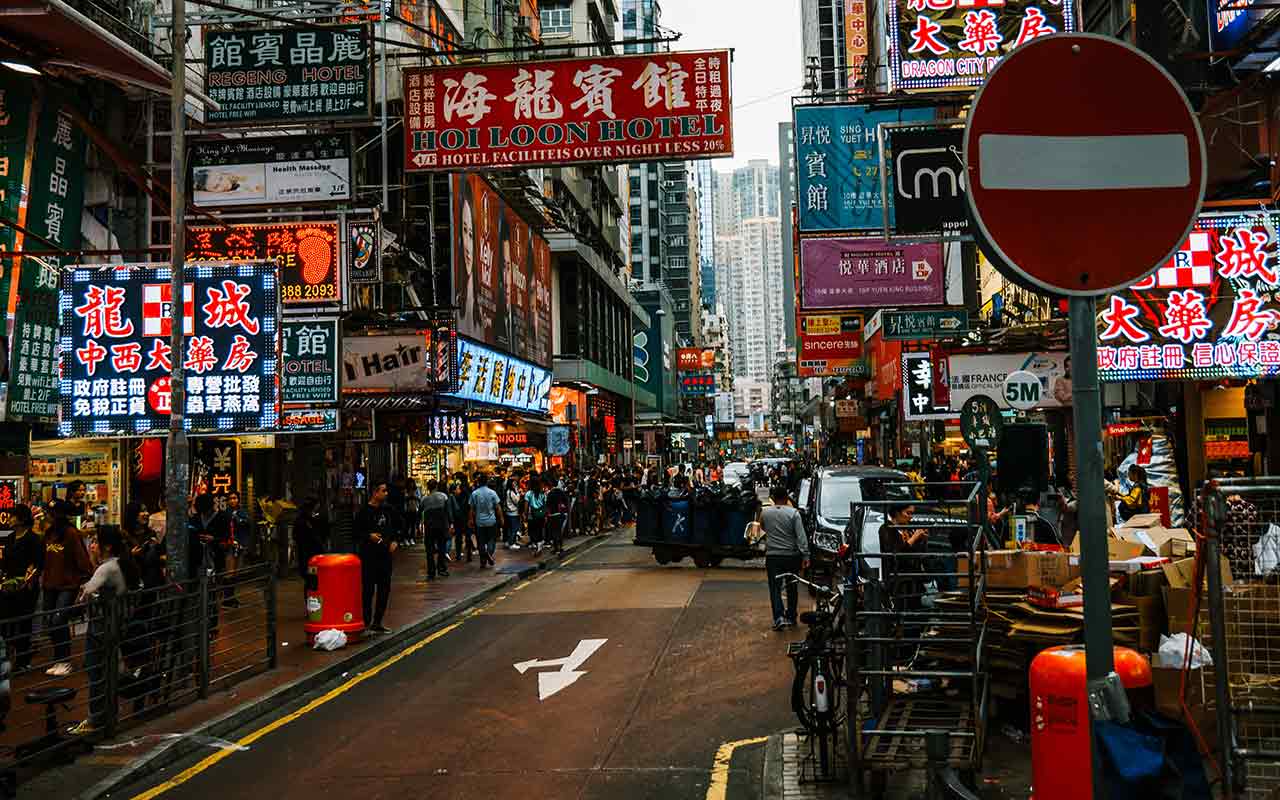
[964,34,1205,297]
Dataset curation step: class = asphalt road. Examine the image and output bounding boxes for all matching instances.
[125,532,800,800]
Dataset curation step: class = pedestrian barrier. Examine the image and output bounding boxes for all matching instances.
[0,564,276,786]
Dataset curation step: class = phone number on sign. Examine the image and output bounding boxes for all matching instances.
[282,283,338,302]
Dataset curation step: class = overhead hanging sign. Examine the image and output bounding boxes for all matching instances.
[347,220,381,284]
[60,262,280,438]
[902,350,954,420]
[279,407,340,433]
[203,23,373,126]
[189,220,342,307]
[404,50,733,171]
[424,412,469,445]
[341,333,432,393]
[800,237,944,310]
[793,103,935,233]
[889,0,1076,92]
[676,347,716,371]
[4,258,61,423]
[797,313,865,377]
[947,351,1072,411]
[191,134,353,208]
[679,372,715,396]
[888,126,969,236]
[446,337,551,414]
[882,308,969,340]
[280,318,340,406]
[1096,211,1280,382]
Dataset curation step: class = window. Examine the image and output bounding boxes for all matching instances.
[541,0,572,34]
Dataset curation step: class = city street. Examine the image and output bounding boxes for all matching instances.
[123,532,797,800]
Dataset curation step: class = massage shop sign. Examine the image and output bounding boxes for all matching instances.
[60,263,280,438]
[1096,211,1280,382]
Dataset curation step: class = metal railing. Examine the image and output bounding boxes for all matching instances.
[0,564,275,780]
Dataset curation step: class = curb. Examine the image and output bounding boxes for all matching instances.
[762,732,784,800]
[79,532,611,800]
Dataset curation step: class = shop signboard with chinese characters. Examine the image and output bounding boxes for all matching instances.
[191,134,352,208]
[192,438,239,496]
[281,318,340,406]
[446,337,551,414]
[793,104,935,232]
[1096,211,1280,382]
[189,221,341,307]
[798,312,865,377]
[0,477,23,513]
[800,237,943,309]
[679,372,715,396]
[676,347,716,371]
[947,351,1071,411]
[203,24,373,126]
[845,0,870,88]
[889,0,1075,92]
[452,174,553,367]
[883,308,969,340]
[424,412,468,445]
[280,408,340,433]
[341,334,431,392]
[59,262,280,438]
[4,258,60,422]
[902,351,954,420]
[404,50,733,171]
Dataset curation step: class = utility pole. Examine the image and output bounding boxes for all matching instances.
[165,0,190,582]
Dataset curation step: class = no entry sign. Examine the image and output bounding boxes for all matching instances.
[964,34,1205,297]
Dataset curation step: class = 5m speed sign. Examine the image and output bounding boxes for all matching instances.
[1002,370,1042,411]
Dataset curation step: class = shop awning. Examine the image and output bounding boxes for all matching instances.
[0,0,170,91]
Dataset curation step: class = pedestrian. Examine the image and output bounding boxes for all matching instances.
[523,477,549,554]
[547,475,570,555]
[451,474,475,563]
[55,480,89,525]
[761,485,809,631]
[188,493,229,635]
[222,492,251,607]
[68,524,139,736]
[292,499,329,580]
[504,477,523,550]
[41,513,93,676]
[421,479,451,580]
[1,505,43,672]
[1110,464,1151,522]
[468,473,501,568]
[355,482,395,634]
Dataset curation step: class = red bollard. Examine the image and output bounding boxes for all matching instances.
[304,554,365,645]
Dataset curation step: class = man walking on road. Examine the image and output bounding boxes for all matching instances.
[356,482,396,634]
[469,473,501,568]
[421,479,452,580]
[761,485,810,631]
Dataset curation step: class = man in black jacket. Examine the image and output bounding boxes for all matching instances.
[1,505,43,670]
[355,482,396,634]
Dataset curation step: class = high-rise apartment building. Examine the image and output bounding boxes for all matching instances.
[695,160,718,308]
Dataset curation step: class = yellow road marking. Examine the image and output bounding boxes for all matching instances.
[705,736,769,800]
[129,537,612,799]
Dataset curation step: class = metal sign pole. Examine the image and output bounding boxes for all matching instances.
[166,0,191,582]
[1068,294,1122,800]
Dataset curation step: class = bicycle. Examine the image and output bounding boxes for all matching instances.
[777,571,850,779]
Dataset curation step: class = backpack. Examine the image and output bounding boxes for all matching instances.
[425,494,450,533]
[528,492,546,520]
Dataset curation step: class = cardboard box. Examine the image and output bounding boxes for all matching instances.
[1120,594,1163,652]
[1162,557,1233,590]
[957,549,1079,589]
[1118,526,1196,558]
[1152,666,1218,748]
[1123,512,1163,528]
[1028,578,1085,609]
[1108,538,1149,560]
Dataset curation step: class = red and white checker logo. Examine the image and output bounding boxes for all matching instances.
[1135,232,1212,289]
[142,284,194,337]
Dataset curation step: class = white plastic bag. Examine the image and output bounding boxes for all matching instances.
[1254,523,1280,577]
[1155,632,1212,669]
[313,629,347,651]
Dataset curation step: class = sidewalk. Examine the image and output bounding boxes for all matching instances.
[23,528,617,800]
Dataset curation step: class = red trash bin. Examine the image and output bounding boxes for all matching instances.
[304,554,365,644]
[1029,645,1152,800]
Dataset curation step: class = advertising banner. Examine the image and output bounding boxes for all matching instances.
[867,332,903,402]
[889,0,1075,92]
[203,24,373,125]
[902,350,954,419]
[446,337,551,414]
[797,312,865,377]
[888,126,969,236]
[947,351,1072,411]
[347,220,381,284]
[548,425,571,456]
[342,334,431,392]
[424,412,469,444]
[452,174,553,367]
[5,258,60,422]
[793,103,935,232]
[189,221,341,306]
[280,318,340,406]
[60,262,280,438]
[800,237,944,310]
[191,134,352,208]
[405,50,733,171]
[1096,211,1280,382]
[676,347,716,371]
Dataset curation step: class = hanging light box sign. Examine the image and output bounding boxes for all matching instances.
[188,221,341,307]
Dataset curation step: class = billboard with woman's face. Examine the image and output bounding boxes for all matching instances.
[453,174,552,367]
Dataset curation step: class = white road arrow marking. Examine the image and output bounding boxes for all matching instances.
[513,638,608,701]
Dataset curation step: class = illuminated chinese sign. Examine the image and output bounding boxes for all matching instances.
[404,50,733,171]
[193,438,239,496]
[889,0,1075,92]
[424,412,468,445]
[676,347,716,371]
[5,258,61,422]
[1097,212,1280,382]
[281,318,339,406]
[902,350,953,420]
[793,104,935,232]
[446,337,551,414]
[679,372,715,396]
[203,24,373,126]
[59,263,279,438]
[798,313,864,378]
[188,221,341,306]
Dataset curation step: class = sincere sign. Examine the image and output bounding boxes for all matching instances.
[1096,211,1280,382]
[203,24,373,126]
[890,0,1075,92]
[60,263,280,438]
[797,313,864,377]
[446,337,551,414]
[800,237,944,310]
[793,103,935,232]
[281,318,340,406]
[189,221,341,306]
[405,50,733,171]
[191,134,352,208]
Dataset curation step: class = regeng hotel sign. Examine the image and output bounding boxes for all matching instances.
[403,50,733,171]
